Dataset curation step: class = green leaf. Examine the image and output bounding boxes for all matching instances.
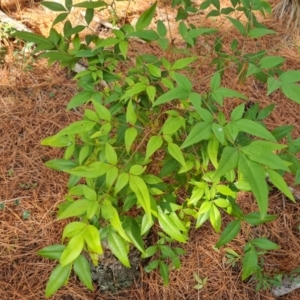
[231,104,245,121]
[67,91,93,110]
[73,255,93,290]
[39,51,74,62]
[136,2,157,30]
[127,30,159,41]
[105,143,117,165]
[207,136,219,168]
[53,13,69,26]
[129,175,152,220]
[101,199,130,242]
[121,82,147,100]
[73,1,107,8]
[152,87,189,107]
[238,155,269,218]
[267,77,281,96]
[251,238,280,250]
[45,263,71,298]
[210,204,221,232]
[92,100,111,121]
[145,135,163,160]
[181,122,212,148]
[124,218,145,254]
[56,121,96,136]
[148,64,161,78]
[105,166,118,189]
[257,104,275,120]
[162,116,184,136]
[58,199,91,220]
[173,73,192,91]
[63,222,87,240]
[271,125,294,141]
[66,162,112,178]
[168,142,186,167]
[114,173,129,195]
[248,28,276,38]
[243,212,277,225]
[215,87,248,100]
[227,17,246,35]
[216,220,241,248]
[38,244,66,260]
[280,70,300,83]
[157,207,187,243]
[267,169,295,202]
[146,85,156,103]
[213,147,239,180]
[44,159,77,171]
[242,244,258,280]
[130,165,146,176]
[171,57,198,70]
[210,72,221,90]
[14,31,54,48]
[142,245,158,258]
[234,119,276,141]
[159,261,169,285]
[259,56,285,69]
[157,20,167,37]
[126,100,137,124]
[281,82,300,104]
[107,230,130,267]
[186,28,217,38]
[125,127,138,153]
[60,234,84,266]
[84,225,103,253]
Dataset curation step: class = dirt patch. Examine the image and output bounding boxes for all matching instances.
[0,1,300,299]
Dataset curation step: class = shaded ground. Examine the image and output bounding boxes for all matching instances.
[0,1,300,299]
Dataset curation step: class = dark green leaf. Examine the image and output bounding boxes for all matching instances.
[216,220,241,248]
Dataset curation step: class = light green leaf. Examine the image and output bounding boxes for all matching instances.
[60,234,84,266]
[119,40,128,58]
[101,199,130,242]
[234,119,276,141]
[41,135,72,147]
[73,255,93,290]
[213,147,239,180]
[168,143,186,167]
[73,1,107,8]
[238,154,269,218]
[231,104,245,121]
[146,85,156,103]
[280,70,300,83]
[130,165,146,176]
[44,159,77,171]
[84,225,103,253]
[227,17,246,35]
[210,204,221,232]
[121,82,147,100]
[63,222,86,240]
[215,87,248,100]
[82,186,97,201]
[126,100,137,125]
[67,91,93,110]
[58,199,91,220]
[106,166,118,188]
[216,220,241,248]
[107,230,130,267]
[125,127,138,153]
[105,143,118,165]
[212,123,225,145]
[181,122,212,148]
[66,162,112,178]
[210,72,221,90]
[145,135,163,159]
[162,116,184,136]
[207,136,219,168]
[157,207,187,243]
[38,244,66,260]
[56,121,96,136]
[92,99,111,121]
[45,263,72,298]
[114,173,129,195]
[148,64,161,78]
[267,169,295,202]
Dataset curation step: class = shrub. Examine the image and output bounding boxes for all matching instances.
[15,0,300,297]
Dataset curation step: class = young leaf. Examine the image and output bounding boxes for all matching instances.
[45,263,72,298]
[210,204,221,232]
[242,244,258,280]
[114,173,129,195]
[105,143,118,165]
[60,234,84,266]
[145,135,163,159]
[38,244,66,260]
[216,220,241,248]
[62,222,87,240]
[84,225,103,254]
[73,255,93,290]
[135,2,157,30]
[107,230,130,267]
[58,199,91,220]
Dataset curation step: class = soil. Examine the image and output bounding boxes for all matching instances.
[0,1,300,299]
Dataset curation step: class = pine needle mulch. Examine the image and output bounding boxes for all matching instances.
[1,1,300,299]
